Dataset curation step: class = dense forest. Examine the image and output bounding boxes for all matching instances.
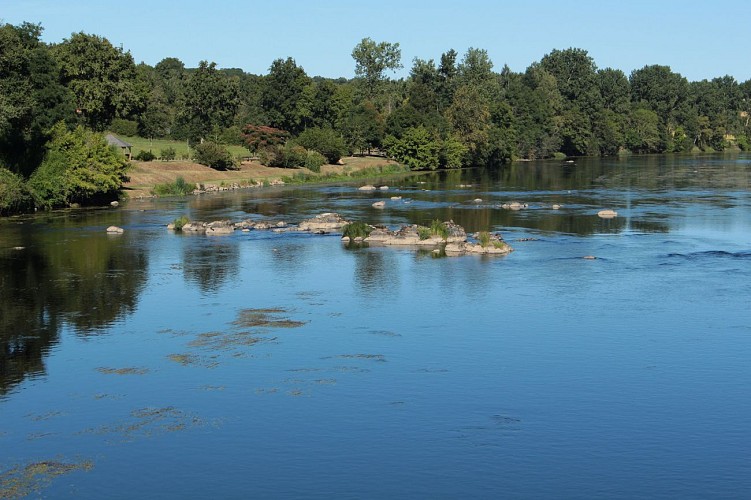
[2,22,750,214]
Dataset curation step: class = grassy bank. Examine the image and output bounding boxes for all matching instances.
[123,155,407,198]
[115,135,249,159]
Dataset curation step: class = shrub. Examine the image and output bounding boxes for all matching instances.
[28,124,128,209]
[194,141,237,170]
[152,176,196,196]
[242,124,289,152]
[429,219,449,239]
[172,215,191,230]
[305,150,326,173]
[260,143,308,168]
[295,127,347,164]
[160,147,176,161]
[478,231,491,248]
[417,226,432,240]
[109,118,139,137]
[342,221,372,240]
[0,168,33,215]
[134,150,157,161]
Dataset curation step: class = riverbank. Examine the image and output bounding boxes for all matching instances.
[123,156,404,198]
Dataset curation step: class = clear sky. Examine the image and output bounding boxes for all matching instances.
[2,0,749,82]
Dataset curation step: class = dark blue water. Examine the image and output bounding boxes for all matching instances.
[2,155,750,498]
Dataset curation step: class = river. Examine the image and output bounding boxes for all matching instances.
[1,154,750,498]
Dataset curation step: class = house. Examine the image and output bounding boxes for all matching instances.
[105,134,133,160]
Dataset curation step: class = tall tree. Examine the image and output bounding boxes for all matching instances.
[351,38,403,103]
[261,57,310,134]
[0,22,72,175]
[52,32,145,130]
[178,60,239,142]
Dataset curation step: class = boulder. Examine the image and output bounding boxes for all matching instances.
[106,225,124,234]
[206,220,235,235]
[358,185,377,191]
[181,222,207,233]
[372,201,386,208]
[110,201,119,207]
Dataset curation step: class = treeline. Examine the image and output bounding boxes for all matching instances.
[2,22,751,213]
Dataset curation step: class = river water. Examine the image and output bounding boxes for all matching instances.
[1,154,750,498]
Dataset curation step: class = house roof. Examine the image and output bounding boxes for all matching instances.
[105,134,132,148]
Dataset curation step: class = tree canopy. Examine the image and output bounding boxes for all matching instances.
[2,20,751,215]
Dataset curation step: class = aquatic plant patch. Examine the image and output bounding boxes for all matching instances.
[0,460,93,499]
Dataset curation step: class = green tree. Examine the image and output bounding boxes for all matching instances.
[384,126,440,170]
[344,101,385,154]
[177,60,239,142]
[28,123,129,208]
[352,38,403,103]
[261,57,310,134]
[625,108,661,153]
[294,127,347,163]
[52,32,145,130]
[0,22,73,175]
[445,84,491,161]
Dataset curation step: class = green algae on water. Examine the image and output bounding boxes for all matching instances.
[0,460,93,499]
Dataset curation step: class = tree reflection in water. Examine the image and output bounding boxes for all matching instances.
[0,226,148,397]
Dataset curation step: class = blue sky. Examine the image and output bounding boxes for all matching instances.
[3,0,749,82]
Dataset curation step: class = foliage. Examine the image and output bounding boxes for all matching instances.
[109,118,138,137]
[177,60,239,142]
[383,127,440,170]
[153,178,195,197]
[169,215,191,230]
[52,32,145,131]
[242,124,289,152]
[28,123,128,208]
[429,219,449,239]
[193,141,237,170]
[160,147,176,160]
[478,231,491,248]
[0,167,33,215]
[261,57,310,134]
[304,150,326,173]
[0,22,73,176]
[352,38,403,101]
[417,220,449,240]
[259,143,308,168]
[134,149,156,161]
[342,221,373,240]
[294,127,347,163]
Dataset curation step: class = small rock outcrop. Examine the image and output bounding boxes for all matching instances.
[206,220,235,235]
[298,213,350,233]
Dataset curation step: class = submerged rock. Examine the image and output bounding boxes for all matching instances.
[372,201,386,208]
[501,201,528,210]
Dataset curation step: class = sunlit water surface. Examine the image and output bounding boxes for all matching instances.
[1,155,750,498]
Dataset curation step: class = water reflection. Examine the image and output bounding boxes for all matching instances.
[182,236,240,294]
[0,218,148,397]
